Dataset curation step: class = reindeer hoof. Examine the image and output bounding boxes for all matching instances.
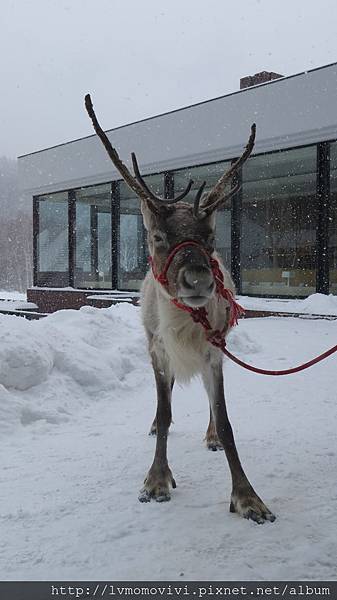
[207,440,224,451]
[138,466,176,503]
[230,490,276,524]
[205,435,223,451]
[138,489,171,503]
[138,490,152,503]
[156,493,171,503]
[138,488,172,503]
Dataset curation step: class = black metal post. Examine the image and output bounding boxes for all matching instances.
[231,166,242,293]
[68,190,76,287]
[32,196,39,287]
[91,205,99,283]
[316,142,330,294]
[111,181,119,289]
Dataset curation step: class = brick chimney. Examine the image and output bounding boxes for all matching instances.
[240,71,283,89]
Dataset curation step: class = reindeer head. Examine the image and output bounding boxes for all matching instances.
[85,94,255,307]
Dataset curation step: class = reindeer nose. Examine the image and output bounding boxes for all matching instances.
[182,266,214,295]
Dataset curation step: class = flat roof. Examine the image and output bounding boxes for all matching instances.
[18,61,337,159]
[18,61,337,195]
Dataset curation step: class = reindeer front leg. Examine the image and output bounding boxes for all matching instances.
[139,345,176,503]
[202,358,276,524]
[149,376,174,436]
[205,404,223,451]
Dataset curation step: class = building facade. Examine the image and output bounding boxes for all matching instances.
[18,64,337,311]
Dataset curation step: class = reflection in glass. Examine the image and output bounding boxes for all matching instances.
[74,184,111,288]
[119,174,164,290]
[242,147,317,296]
[38,192,69,273]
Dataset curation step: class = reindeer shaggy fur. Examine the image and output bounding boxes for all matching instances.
[142,250,232,384]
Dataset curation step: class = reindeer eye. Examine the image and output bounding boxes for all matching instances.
[153,233,165,244]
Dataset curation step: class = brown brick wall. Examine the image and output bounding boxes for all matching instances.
[240,71,283,89]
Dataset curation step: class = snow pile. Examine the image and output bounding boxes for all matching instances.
[0,303,263,436]
[239,292,337,315]
[300,292,337,315]
[0,316,53,390]
[0,304,148,434]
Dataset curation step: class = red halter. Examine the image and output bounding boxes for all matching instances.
[148,240,245,329]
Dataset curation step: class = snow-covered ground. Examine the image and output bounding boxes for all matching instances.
[0,291,26,301]
[1,303,337,580]
[0,289,37,312]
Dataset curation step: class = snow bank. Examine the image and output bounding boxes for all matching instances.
[300,292,337,314]
[0,303,262,436]
[0,316,53,390]
[239,292,337,315]
[0,305,148,435]
[1,295,335,436]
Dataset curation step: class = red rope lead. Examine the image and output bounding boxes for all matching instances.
[222,345,337,376]
[210,257,245,327]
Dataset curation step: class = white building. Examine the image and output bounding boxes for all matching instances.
[18,64,337,311]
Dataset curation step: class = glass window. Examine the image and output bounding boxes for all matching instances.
[242,146,317,297]
[119,174,164,290]
[174,161,231,266]
[37,192,69,285]
[329,142,337,294]
[74,184,112,288]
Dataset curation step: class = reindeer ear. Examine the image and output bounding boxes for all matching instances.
[140,198,173,229]
[208,211,216,229]
[140,199,157,230]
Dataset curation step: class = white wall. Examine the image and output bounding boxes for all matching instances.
[18,63,337,195]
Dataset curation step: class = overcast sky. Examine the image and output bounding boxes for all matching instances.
[2,0,337,158]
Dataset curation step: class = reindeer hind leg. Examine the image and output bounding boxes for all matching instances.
[202,357,275,524]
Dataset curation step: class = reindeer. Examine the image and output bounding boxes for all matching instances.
[85,95,275,524]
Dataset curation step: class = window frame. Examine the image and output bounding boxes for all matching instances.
[32,139,334,297]
[33,191,71,287]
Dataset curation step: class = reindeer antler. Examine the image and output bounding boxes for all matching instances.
[85,94,193,210]
[131,152,193,204]
[85,94,255,218]
[195,124,256,217]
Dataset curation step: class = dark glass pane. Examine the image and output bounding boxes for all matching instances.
[329,142,337,294]
[38,192,69,274]
[242,146,317,297]
[74,184,111,288]
[119,174,164,290]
